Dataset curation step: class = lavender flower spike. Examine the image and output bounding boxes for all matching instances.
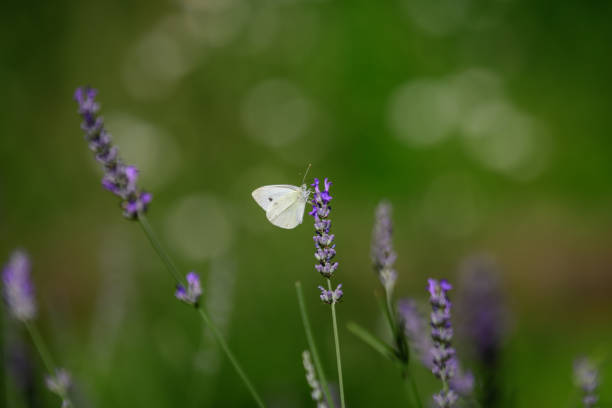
[175,272,203,306]
[310,178,339,281]
[74,87,152,219]
[46,368,72,407]
[428,279,458,408]
[2,250,36,321]
[371,201,397,294]
[399,299,474,397]
[302,350,328,408]
[574,357,599,408]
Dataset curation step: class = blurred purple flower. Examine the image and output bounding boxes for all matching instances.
[46,368,71,407]
[371,201,397,294]
[302,350,328,408]
[2,250,36,321]
[574,357,599,408]
[457,255,508,364]
[175,272,203,306]
[310,178,342,302]
[74,87,152,219]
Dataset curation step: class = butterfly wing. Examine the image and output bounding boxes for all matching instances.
[251,185,300,212]
[267,195,308,229]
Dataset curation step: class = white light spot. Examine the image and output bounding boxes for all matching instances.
[106,114,180,189]
[164,194,233,261]
[241,79,312,148]
[460,100,549,179]
[388,80,462,146]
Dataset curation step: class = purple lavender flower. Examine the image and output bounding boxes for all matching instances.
[46,368,71,407]
[399,299,474,398]
[310,178,337,278]
[428,279,457,408]
[574,357,599,408]
[310,178,342,302]
[175,272,203,306]
[319,284,343,305]
[302,350,328,408]
[2,250,36,321]
[371,201,397,294]
[74,87,152,219]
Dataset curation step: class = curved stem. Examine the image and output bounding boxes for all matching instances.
[406,371,423,408]
[295,282,335,408]
[25,322,73,407]
[198,308,266,408]
[138,212,264,407]
[137,213,184,286]
[327,279,345,408]
[25,321,55,374]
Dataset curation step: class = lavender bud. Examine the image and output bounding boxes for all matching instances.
[318,284,343,305]
[371,201,397,294]
[74,86,152,219]
[175,272,203,306]
[2,250,36,321]
[574,357,599,408]
[302,350,328,408]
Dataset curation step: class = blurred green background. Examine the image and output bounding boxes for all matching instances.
[1,0,611,406]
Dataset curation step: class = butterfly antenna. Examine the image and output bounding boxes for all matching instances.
[301,163,312,185]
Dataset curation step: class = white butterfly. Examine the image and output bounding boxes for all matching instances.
[252,184,311,229]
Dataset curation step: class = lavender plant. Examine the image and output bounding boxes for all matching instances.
[2,250,73,407]
[302,350,328,408]
[310,177,345,408]
[457,255,508,406]
[574,357,599,408]
[428,279,458,408]
[399,299,474,397]
[347,200,422,408]
[74,87,265,408]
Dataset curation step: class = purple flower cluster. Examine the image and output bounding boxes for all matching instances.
[2,250,36,321]
[371,201,397,294]
[74,87,152,219]
[574,357,599,408]
[310,178,342,303]
[319,284,343,304]
[428,279,457,407]
[399,299,473,397]
[175,272,203,306]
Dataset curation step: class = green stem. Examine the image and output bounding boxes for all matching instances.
[295,282,335,408]
[138,212,264,407]
[197,308,266,408]
[24,322,55,374]
[327,279,345,408]
[405,371,423,408]
[25,322,73,407]
[346,322,395,362]
[137,213,184,286]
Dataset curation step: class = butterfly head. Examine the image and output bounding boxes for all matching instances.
[300,184,312,200]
